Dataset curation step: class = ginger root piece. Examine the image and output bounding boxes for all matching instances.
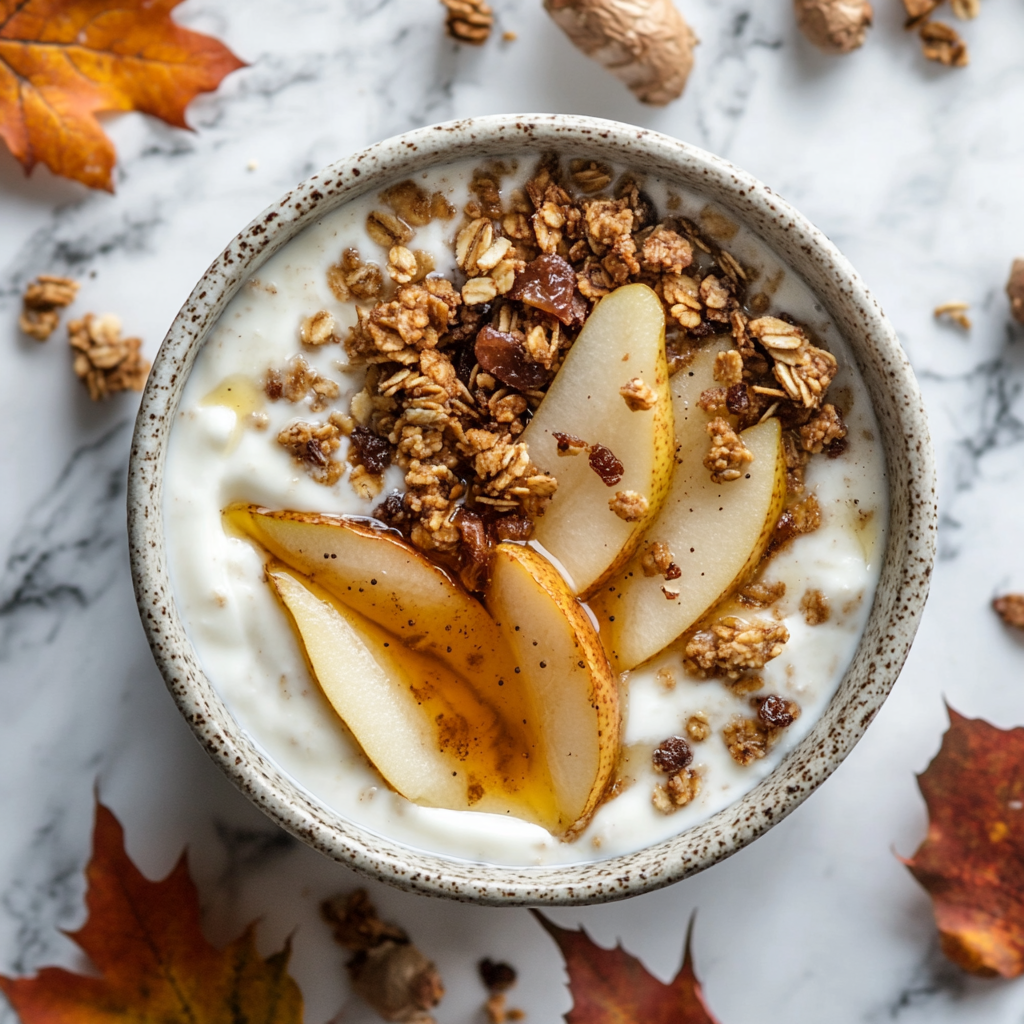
[794,0,873,53]
[1007,259,1024,325]
[543,0,698,106]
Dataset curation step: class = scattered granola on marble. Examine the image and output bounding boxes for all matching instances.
[19,274,79,340]
[1007,260,1024,325]
[993,594,1024,631]
[934,300,972,330]
[68,313,149,400]
[440,0,493,44]
[918,19,969,65]
[322,890,444,1024]
[478,959,525,1023]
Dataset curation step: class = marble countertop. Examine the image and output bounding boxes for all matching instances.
[4,0,1024,1020]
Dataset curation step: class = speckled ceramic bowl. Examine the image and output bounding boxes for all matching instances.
[128,114,936,906]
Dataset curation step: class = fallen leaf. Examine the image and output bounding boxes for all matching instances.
[532,909,721,1023]
[903,706,1024,977]
[0,0,245,191]
[0,800,303,1024]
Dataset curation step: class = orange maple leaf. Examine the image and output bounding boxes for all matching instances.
[902,706,1024,977]
[0,801,303,1024]
[0,0,245,191]
[533,910,721,1024]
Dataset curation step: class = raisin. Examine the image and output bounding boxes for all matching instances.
[552,431,587,454]
[587,443,624,486]
[493,514,533,542]
[373,493,406,528]
[824,436,849,459]
[452,337,477,384]
[475,326,550,391]
[454,507,494,592]
[758,694,796,728]
[725,383,750,416]
[479,958,517,992]
[349,426,392,475]
[305,437,328,466]
[509,254,580,326]
[652,736,693,774]
[768,508,798,553]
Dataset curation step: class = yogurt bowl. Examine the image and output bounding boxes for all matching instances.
[128,114,936,905]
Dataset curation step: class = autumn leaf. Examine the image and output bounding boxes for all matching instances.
[0,0,245,191]
[533,909,721,1024]
[902,706,1024,977]
[0,801,303,1024]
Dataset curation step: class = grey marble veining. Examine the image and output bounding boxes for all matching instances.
[3,0,1024,1020]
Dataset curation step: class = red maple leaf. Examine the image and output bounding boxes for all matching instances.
[533,909,721,1023]
[0,0,245,190]
[903,705,1024,977]
[0,801,303,1024]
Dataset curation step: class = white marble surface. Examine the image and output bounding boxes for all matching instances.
[3,0,1024,1020]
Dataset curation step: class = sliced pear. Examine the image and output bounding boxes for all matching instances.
[224,505,525,713]
[268,563,559,828]
[521,283,674,598]
[487,544,619,837]
[594,341,787,671]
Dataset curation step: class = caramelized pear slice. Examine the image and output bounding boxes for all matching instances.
[521,283,674,598]
[224,505,524,712]
[268,563,557,827]
[487,544,619,837]
[595,340,787,671]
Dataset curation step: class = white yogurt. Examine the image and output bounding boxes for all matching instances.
[164,157,887,867]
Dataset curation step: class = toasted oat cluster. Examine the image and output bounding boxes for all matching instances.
[267,154,845,594]
[684,617,791,679]
[68,313,150,401]
[20,274,79,341]
[723,695,801,766]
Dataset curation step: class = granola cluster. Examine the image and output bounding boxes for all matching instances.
[19,274,79,340]
[683,616,791,680]
[903,0,972,66]
[265,154,845,593]
[704,416,753,483]
[650,735,701,813]
[698,326,845,495]
[68,313,150,401]
[723,695,801,766]
[800,587,831,625]
[441,0,493,44]
[993,594,1024,631]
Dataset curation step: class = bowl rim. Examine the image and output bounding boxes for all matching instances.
[128,113,937,906]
